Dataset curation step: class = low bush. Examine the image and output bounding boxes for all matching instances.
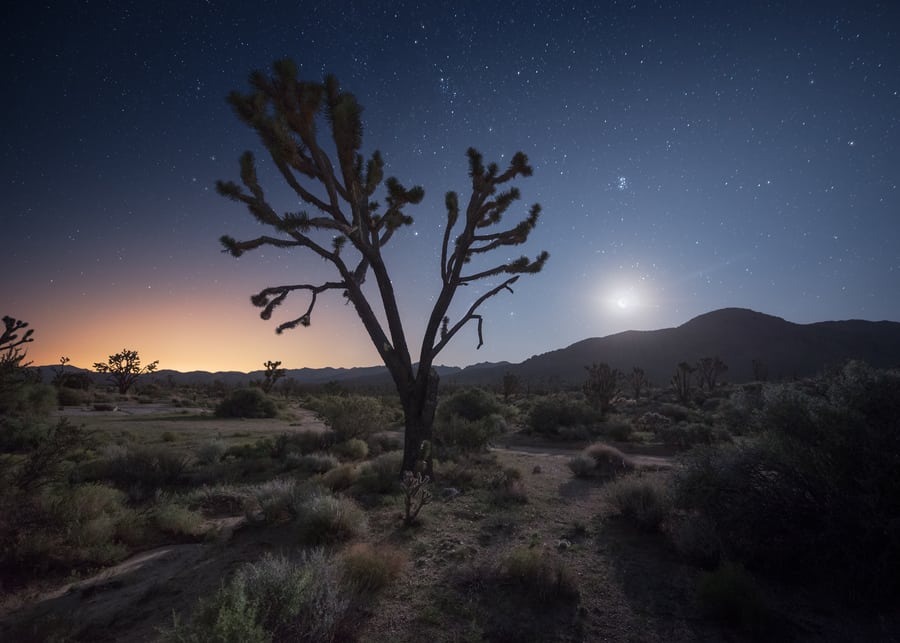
[273,430,336,459]
[526,396,598,436]
[434,413,502,454]
[285,452,339,474]
[332,438,368,461]
[307,395,386,442]
[248,478,309,524]
[100,445,191,498]
[153,497,205,538]
[171,550,349,642]
[215,388,277,419]
[566,453,596,479]
[498,546,579,602]
[488,466,527,504]
[584,443,635,479]
[354,451,403,495]
[339,542,406,593]
[320,463,360,491]
[602,474,670,531]
[294,491,368,545]
[196,438,227,465]
[437,387,504,422]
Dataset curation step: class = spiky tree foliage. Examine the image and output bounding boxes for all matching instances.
[671,361,695,404]
[583,362,621,416]
[261,360,286,393]
[629,366,646,400]
[218,60,548,476]
[93,349,159,394]
[0,316,35,394]
[696,356,727,391]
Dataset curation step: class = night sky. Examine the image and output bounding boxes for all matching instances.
[3,1,899,373]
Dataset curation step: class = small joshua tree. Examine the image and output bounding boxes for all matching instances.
[261,359,286,393]
[1,315,35,394]
[583,362,621,416]
[671,361,695,404]
[502,371,520,402]
[696,356,727,391]
[93,349,159,394]
[400,470,432,526]
[630,366,647,401]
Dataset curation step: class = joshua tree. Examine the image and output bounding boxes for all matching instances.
[93,349,159,394]
[696,356,727,391]
[1,315,35,391]
[629,366,647,400]
[671,361,695,404]
[583,362,621,416]
[501,371,520,402]
[218,60,548,476]
[261,359,286,393]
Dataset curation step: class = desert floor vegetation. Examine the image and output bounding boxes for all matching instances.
[2,364,899,641]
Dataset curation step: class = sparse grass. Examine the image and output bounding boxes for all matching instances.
[602,473,671,531]
[339,542,407,593]
[498,545,579,602]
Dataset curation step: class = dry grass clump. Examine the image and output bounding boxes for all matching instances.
[320,463,360,491]
[339,542,407,593]
[498,546,579,602]
[568,442,635,479]
[601,473,671,531]
[294,491,368,545]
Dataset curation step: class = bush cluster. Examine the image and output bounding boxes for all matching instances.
[307,394,386,441]
[215,388,277,418]
[526,396,598,436]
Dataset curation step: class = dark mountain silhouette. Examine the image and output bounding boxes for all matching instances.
[38,309,900,390]
[452,307,900,387]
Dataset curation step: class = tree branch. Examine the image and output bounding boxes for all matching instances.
[431,276,519,357]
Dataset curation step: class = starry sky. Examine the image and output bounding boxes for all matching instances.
[3,1,898,373]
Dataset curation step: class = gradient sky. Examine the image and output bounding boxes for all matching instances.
[3,1,898,373]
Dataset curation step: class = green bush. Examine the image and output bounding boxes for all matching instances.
[602,474,670,531]
[307,394,385,441]
[499,546,578,602]
[274,430,337,458]
[354,451,403,495]
[332,438,368,461]
[566,453,597,479]
[434,413,502,454]
[153,497,204,538]
[339,542,406,593]
[285,452,339,474]
[320,463,360,491]
[100,445,191,497]
[196,438,227,465]
[437,387,503,422]
[172,550,349,642]
[293,491,367,545]
[248,478,309,524]
[526,396,598,436]
[674,363,900,601]
[215,388,277,418]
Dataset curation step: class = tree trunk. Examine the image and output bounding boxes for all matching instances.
[401,368,439,478]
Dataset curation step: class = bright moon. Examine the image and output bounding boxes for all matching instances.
[616,297,629,309]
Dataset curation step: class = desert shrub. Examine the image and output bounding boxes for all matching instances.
[153,496,204,538]
[488,466,527,504]
[434,413,502,454]
[100,445,191,497]
[698,562,772,632]
[354,450,403,495]
[285,452,339,474]
[602,474,670,531]
[308,394,385,441]
[597,420,632,442]
[248,478,309,524]
[332,438,368,461]
[436,458,476,488]
[499,546,578,602]
[56,386,90,406]
[339,542,406,593]
[584,443,635,479]
[674,363,900,601]
[215,388,277,418]
[437,387,503,422]
[566,453,596,479]
[366,432,401,456]
[658,422,714,450]
[526,396,598,436]
[294,491,368,545]
[225,438,276,461]
[188,484,251,517]
[635,411,671,434]
[161,431,178,442]
[657,403,692,423]
[320,463,360,491]
[273,430,335,459]
[173,550,349,642]
[665,512,723,568]
[196,438,227,465]
[0,381,57,419]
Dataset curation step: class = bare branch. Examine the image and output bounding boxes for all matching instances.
[431,276,519,357]
[249,282,347,331]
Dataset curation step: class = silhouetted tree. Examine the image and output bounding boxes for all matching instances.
[671,361,695,404]
[1,315,35,394]
[261,359,286,393]
[218,60,548,476]
[501,371,520,402]
[629,366,646,400]
[696,356,727,391]
[93,349,159,394]
[583,362,621,416]
[752,358,768,382]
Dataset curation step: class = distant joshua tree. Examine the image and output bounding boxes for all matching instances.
[261,359,286,393]
[583,362,621,416]
[696,356,727,391]
[501,371,520,402]
[1,315,35,390]
[671,361,695,404]
[217,60,548,476]
[752,358,768,382]
[93,349,159,394]
[629,366,647,400]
